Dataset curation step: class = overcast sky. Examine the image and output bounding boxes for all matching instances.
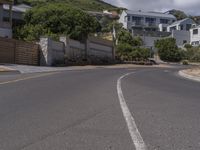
[103,0,200,15]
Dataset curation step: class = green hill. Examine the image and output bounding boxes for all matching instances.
[15,0,119,11]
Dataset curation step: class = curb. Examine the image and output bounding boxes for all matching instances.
[179,70,200,82]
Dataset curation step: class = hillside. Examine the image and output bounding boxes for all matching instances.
[15,0,119,11]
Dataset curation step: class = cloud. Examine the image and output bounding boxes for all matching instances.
[103,0,200,15]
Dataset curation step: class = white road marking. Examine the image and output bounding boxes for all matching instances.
[117,72,147,150]
[0,72,59,85]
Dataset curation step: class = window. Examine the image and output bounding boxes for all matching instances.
[186,24,192,31]
[193,29,198,35]
[160,19,169,24]
[132,16,143,25]
[145,18,156,23]
[127,16,130,22]
[183,40,187,44]
[180,25,184,30]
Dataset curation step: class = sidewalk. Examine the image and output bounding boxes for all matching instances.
[179,67,200,82]
[0,63,173,74]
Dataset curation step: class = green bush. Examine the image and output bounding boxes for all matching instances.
[182,60,189,65]
[14,3,101,41]
[117,43,150,61]
[155,38,183,62]
[184,47,200,62]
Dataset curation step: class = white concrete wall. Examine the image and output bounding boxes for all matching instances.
[118,11,128,29]
[190,27,200,46]
[0,27,12,38]
[140,36,163,50]
[39,37,65,66]
[171,30,190,47]
[60,36,85,60]
[87,37,114,61]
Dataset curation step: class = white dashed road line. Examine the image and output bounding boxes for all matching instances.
[117,72,147,150]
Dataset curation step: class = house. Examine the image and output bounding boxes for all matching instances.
[190,25,200,46]
[0,2,31,38]
[0,0,12,38]
[167,18,196,32]
[3,3,31,25]
[119,10,176,32]
[167,18,196,47]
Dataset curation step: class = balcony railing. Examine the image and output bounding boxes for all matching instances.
[0,22,11,29]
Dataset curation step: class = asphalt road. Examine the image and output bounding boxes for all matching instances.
[0,66,200,150]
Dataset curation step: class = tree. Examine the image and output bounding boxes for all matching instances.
[155,38,183,62]
[14,3,101,41]
[168,9,188,20]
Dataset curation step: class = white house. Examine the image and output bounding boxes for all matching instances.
[0,0,12,38]
[119,10,176,32]
[167,18,196,32]
[0,2,31,38]
[190,25,200,46]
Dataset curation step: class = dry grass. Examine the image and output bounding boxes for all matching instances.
[183,67,200,77]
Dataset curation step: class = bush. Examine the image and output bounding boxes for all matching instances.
[184,47,200,62]
[182,60,189,65]
[155,38,183,62]
[14,3,101,41]
[117,43,150,61]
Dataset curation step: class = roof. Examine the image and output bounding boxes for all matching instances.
[125,10,176,19]
[168,18,194,26]
[3,3,31,13]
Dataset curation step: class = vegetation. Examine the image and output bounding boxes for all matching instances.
[183,46,200,62]
[14,3,101,41]
[14,0,119,11]
[168,9,188,20]
[117,29,142,46]
[155,38,184,62]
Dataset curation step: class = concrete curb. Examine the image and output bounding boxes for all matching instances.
[179,70,200,82]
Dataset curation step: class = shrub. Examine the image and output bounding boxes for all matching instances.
[185,47,200,62]
[155,38,183,62]
[182,60,189,65]
[14,3,100,41]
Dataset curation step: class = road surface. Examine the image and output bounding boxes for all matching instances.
[0,66,199,150]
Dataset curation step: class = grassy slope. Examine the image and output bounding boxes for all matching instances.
[17,0,118,11]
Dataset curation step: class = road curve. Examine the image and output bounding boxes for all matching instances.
[0,66,199,150]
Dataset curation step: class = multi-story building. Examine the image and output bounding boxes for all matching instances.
[119,10,176,32]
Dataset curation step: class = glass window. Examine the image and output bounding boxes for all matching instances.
[193,29,198,35]
[145,18,156,25]
[127,16,130,22]
[160,19,169,24]
[186,24,192,31]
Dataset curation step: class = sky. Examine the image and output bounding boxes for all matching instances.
[103,0,200,15]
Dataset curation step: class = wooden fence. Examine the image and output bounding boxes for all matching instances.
[0,37,39,65]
